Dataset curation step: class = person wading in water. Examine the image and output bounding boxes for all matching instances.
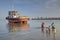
[51,22,55,30]
[41,22,45,28]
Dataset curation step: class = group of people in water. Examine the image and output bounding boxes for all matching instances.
[41,22,56,33]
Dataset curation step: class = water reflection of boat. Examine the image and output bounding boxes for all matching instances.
[7,23,29,32]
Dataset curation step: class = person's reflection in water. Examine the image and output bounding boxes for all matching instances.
[46,27,50,40]
[52,28,56,40]
[53,33,56,40]
[41,28,44,33]
[46,30,50,37]
[7,23,29,32]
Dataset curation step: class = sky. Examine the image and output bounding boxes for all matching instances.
[0,0,60,18]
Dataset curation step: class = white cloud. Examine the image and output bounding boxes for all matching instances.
[45,0,60,9]
[12,0,60,17]
[44,0,60,17]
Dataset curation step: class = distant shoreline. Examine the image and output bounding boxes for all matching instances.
[32,18,60,20]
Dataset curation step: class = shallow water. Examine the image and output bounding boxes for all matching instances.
[0,19,60,40]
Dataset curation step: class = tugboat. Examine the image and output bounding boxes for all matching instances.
[6,11,29,23]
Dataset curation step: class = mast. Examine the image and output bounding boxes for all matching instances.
[11,0,14,11]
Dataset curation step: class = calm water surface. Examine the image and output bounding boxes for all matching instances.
[0,19,60,40]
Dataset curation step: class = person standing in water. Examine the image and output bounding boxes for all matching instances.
[51,22,55,30]
[41,22,45,28]
[48,26,50,31]
[51,22,56,33]
[53,27,56,34]
[46,26,50,33]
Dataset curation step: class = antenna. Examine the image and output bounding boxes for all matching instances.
[11,0,14,11]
